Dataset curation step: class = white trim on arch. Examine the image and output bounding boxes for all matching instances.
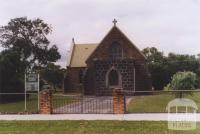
[105,66,122,88]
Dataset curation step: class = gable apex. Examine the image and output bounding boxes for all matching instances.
[113,26,147,59]
[86,25,146,64]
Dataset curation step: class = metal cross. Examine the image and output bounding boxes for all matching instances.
[113,19,117,26]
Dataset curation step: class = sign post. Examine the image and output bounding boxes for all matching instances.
[25,73,27,111]
[25,72,40,111]
[38,73,40,110]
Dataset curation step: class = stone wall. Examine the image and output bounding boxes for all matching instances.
[64,67,85,93]
[84,67,95,95]
[65,59,151,95]
[93,59,151,95]
[86,26,146,66]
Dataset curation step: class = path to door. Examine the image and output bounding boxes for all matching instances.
[54,96,113,114]
[53,96,133,114]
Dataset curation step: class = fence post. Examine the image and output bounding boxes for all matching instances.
[113,88,126,114]
[39,90,52,114]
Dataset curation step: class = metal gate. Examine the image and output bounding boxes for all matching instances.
[53,95,113,114]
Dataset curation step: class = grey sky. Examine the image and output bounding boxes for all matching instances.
[0,0,200,67]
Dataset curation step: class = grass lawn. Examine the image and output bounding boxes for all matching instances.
[0,94,75,113]
[0,94,39,113]
[52,95,79,109]
[127,92,200,113]
[0,120,199,134]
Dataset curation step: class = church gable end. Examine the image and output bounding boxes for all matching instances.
[86,26,146,65]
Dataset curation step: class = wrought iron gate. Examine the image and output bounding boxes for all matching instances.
[53,95,113,114]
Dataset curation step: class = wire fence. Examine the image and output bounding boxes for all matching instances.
[1,90,200,114]
[126,90,200,113]
[52,94,113,114]
[0,93,39,114]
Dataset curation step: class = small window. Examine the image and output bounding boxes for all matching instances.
[109,42,123,59]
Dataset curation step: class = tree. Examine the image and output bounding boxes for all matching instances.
[167,53,199,75]
[40,63,65,91]
[142,47,200,90]
[0,17,61,68]
[142,47,165,63]
[164,71,197,98]
[0,50,24,102]
[0,17,61,100]
[142,47,168,90]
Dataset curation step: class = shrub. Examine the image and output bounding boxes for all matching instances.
[164,71,197,98]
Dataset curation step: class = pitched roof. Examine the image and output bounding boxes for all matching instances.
[68,25,146,67]
[86,26,146,63]
[68,43,98,67]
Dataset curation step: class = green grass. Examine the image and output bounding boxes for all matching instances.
[0,94,38,113]
[0,120,199,134]
[2,92,200,114]
[0,94,75,113]
[127,92,200,113]
[52,95,78,109]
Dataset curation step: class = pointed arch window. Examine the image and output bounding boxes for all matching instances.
[109,42,123,59]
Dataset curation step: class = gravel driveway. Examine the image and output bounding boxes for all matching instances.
[53,96,133,114]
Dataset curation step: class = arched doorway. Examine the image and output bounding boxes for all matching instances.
[108,70,118,86]
[106,68,122,88]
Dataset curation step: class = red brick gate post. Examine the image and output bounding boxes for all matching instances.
[113,88,126,114]
[39,90,52,114]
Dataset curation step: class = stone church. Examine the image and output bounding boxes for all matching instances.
[64,20,152,95]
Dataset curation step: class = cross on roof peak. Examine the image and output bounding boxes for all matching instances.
[113,19,117,26]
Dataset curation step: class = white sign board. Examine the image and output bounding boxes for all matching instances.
[27,73,38,82]
[24,72,40,111]
[25,73,39,91]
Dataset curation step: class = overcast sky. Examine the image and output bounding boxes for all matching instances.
[0,0,200,67]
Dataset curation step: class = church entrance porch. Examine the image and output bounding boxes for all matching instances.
[93,59,136,95]
[106,67,122,89]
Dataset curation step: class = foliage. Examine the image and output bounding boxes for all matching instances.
[0,17,61,100]
[142,47,165,63]
[142,47,169,90]
[142,47,200,90]
[0,50,24,102]
[164,71,197,98]
[166,71,197,90]
[0,17,61,68]
[0,50,24,93]
[39,63,65,90]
